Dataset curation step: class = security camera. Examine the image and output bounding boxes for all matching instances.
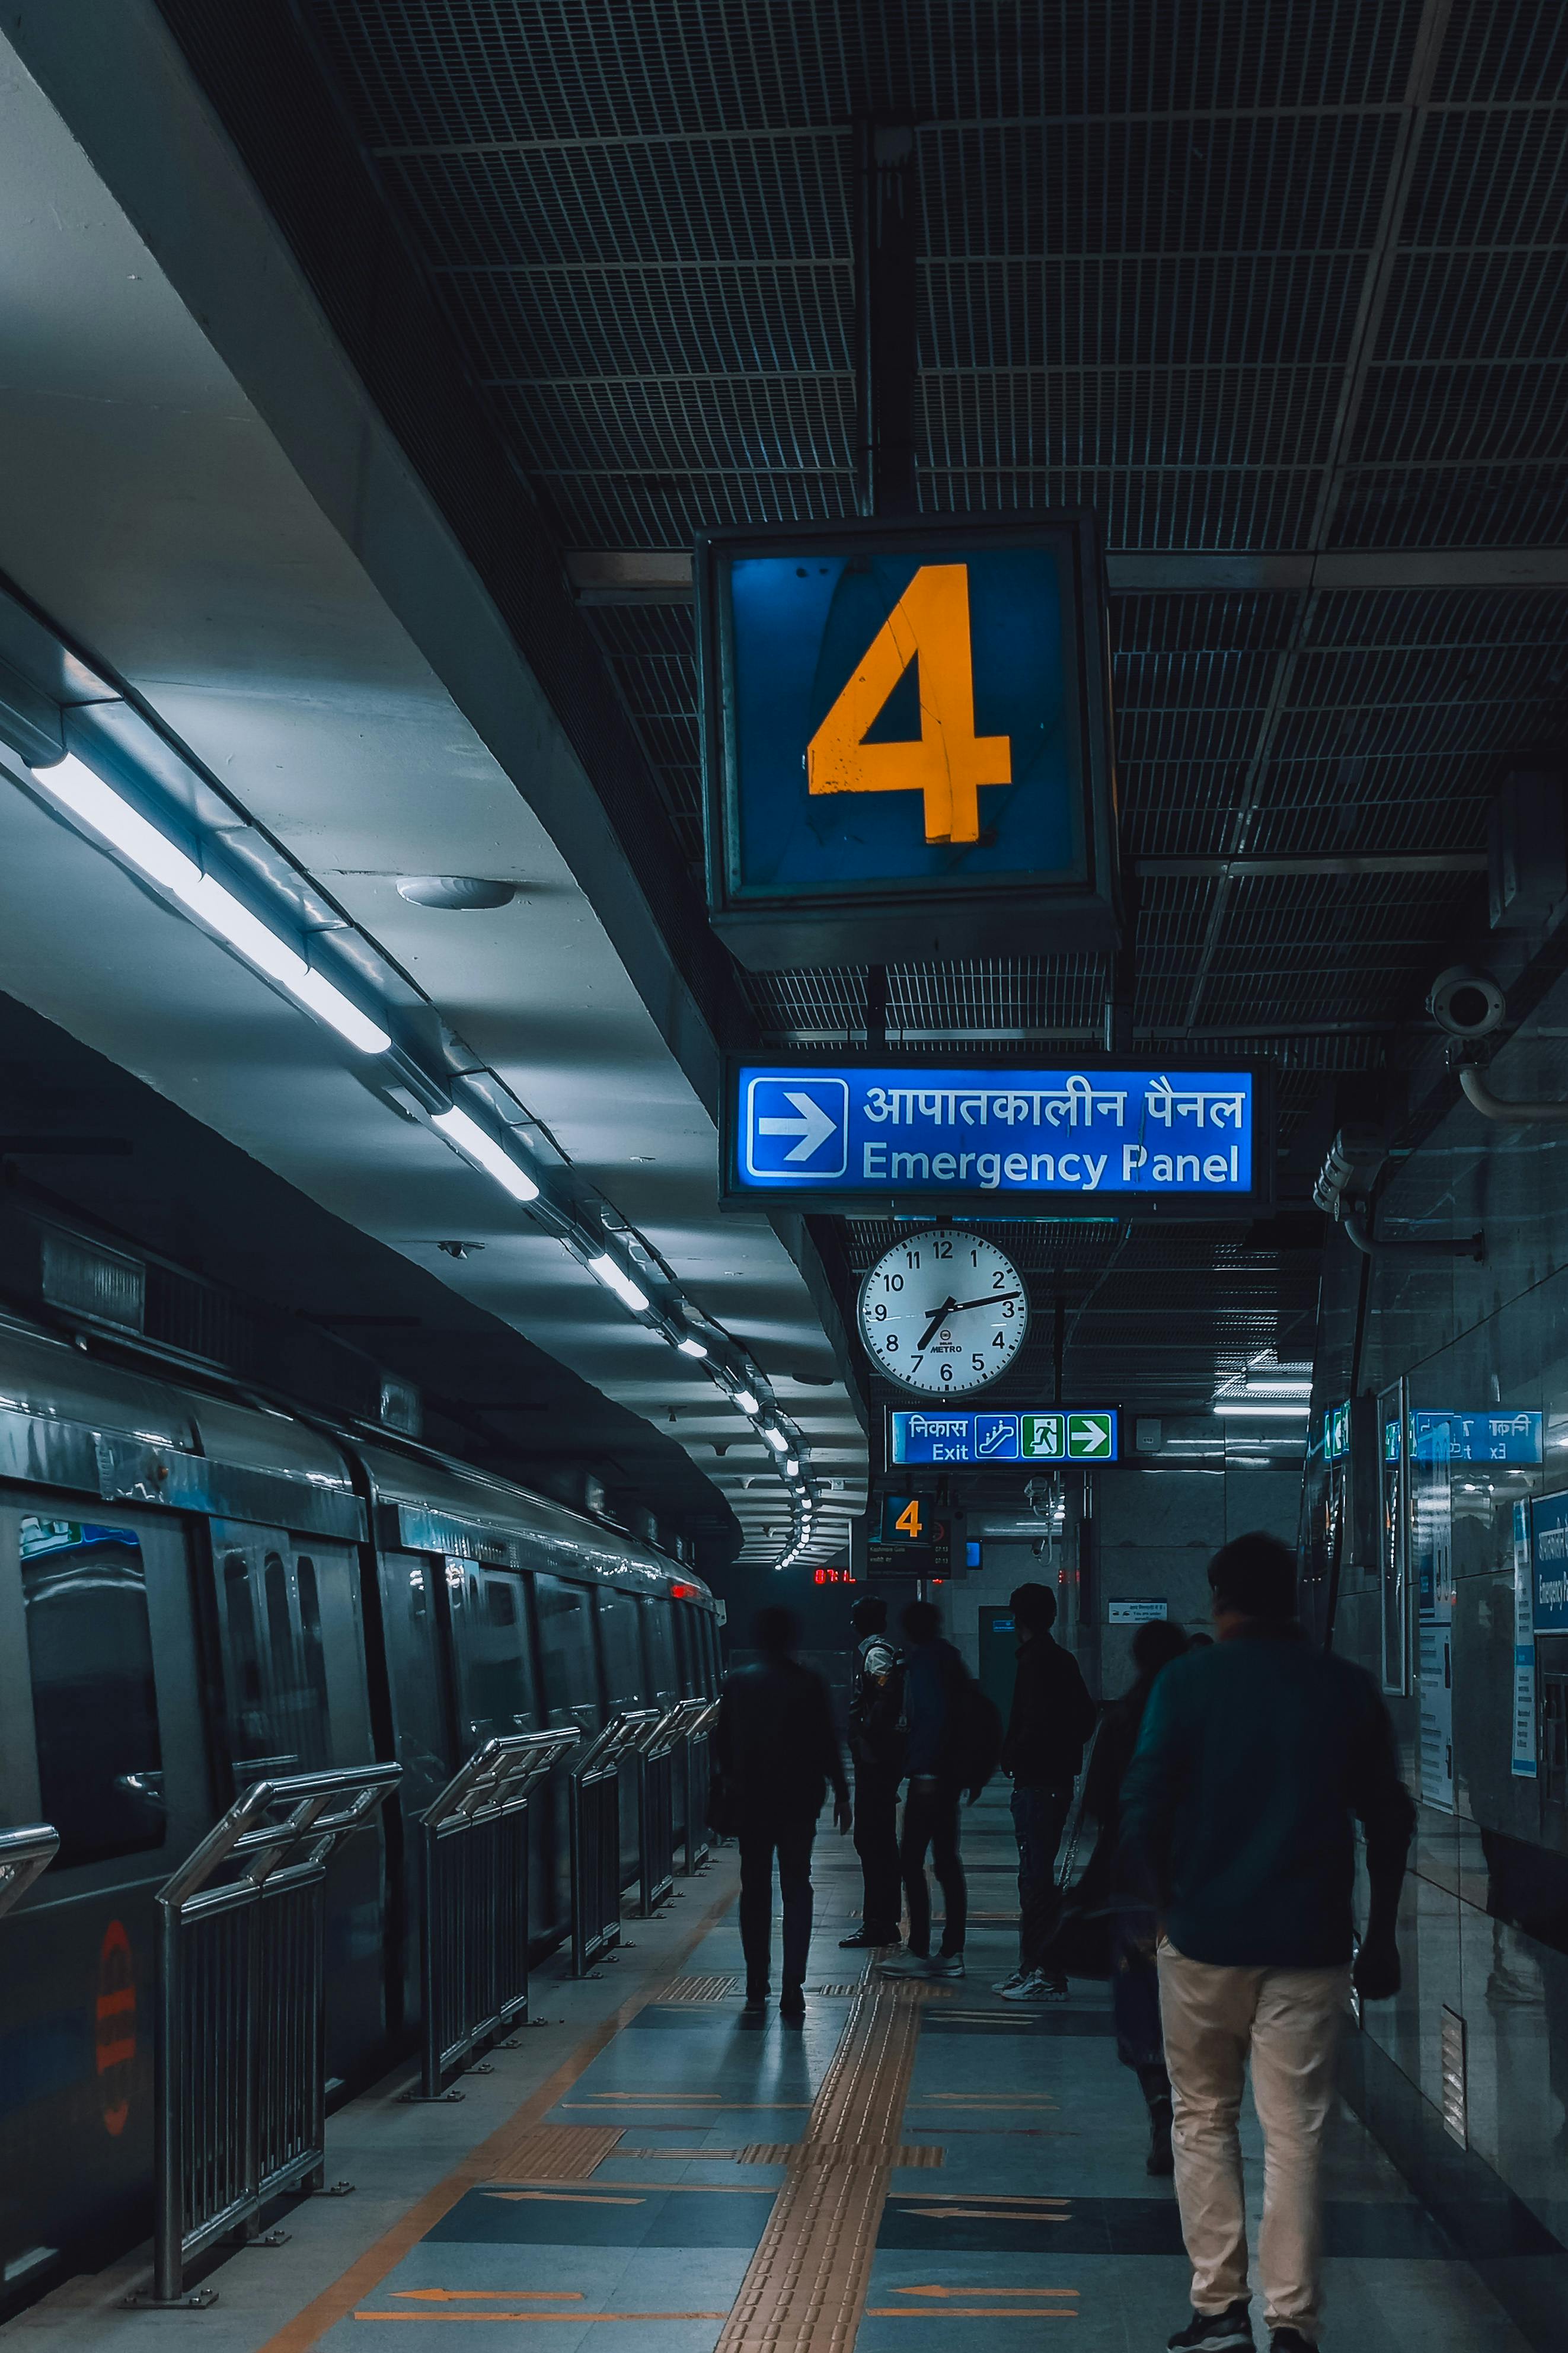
[1427,965,1506,1040]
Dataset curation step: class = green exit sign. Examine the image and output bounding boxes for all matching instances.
[1023,1412,1116,1460]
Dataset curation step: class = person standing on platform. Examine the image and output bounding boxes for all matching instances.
[839,1594,906,1951]
[1075,1617,1191,2172]
[1120,1533,1415,2353]
[994,1582,1097,2005]
[879,1599,991,1981]
[713,1605,851,2020]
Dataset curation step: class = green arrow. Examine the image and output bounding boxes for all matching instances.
[1067,1415,1112,1457]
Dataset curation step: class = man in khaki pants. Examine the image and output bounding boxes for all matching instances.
[1119,1534,1414,2353]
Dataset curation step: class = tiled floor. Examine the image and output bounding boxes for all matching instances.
[4,1797,1543,2351]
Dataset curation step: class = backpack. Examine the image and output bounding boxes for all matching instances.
[849,1637,906,1771]
[951,1666,1004,1795]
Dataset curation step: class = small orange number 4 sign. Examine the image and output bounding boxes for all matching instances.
[806,564,1011,845]
[895,1498,924,1540]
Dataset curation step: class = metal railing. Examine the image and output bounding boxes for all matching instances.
[405,1729,580,2103]
[0,1821,59,1919]
[680,1698,720,1874]
[127,1763,400,2311]
[635,1700,711,1915]
[567,1710,656,1976]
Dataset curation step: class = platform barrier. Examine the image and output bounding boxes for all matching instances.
[127,1762,400,2311]
[0,1822,59,1920]
[680,1697,720,1874]
[568,1709,657,1976]
[634,1699,712,1912]
[407,1728,580,2103]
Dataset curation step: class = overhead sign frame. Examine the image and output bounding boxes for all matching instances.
[890,1407,1120,1466]
[721,1054,1273,1219]
[695,511,1120,969]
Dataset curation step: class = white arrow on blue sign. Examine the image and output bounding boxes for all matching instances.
[745,1075,848,1178]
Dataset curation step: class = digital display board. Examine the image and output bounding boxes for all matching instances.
[726,1060,1263,1214]
[892,1409,1119,1466]
[697,515,1119,969]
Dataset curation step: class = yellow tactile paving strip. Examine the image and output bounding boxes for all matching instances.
[483,2125,626,2182]
[712,1978,935,2353]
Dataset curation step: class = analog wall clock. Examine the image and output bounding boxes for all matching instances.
[857,1228,1029,1396]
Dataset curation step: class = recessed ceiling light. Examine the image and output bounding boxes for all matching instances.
[397,876,518,911]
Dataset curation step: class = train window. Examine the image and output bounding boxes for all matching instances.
[377,1554,454,1814]
[670,1602,698,1698]
[638,1598,679,1706]
[20,1515,165,1868]
[533,1574,598,1732]
[596,1590,643,1713]
[455,1567,538,1748]
[215,1543,333,1780]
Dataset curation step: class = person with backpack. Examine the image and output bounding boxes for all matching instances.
[840,1594,906,1950]
[994,1581,1098,2006]
[879,1598,1001,1982]
[1074,1616,1192,2173]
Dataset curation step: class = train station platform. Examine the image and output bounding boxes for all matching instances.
[3,1796,1540,2353]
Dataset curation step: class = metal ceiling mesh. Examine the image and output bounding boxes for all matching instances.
[292,0,1568,1397]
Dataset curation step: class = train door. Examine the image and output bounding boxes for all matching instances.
[373,1549,458,2030]
[0,1501,207,2286]
[207,1525,383,2084]
[529,1575,600,1940]
[594,1588,646,1887]
[638,1598,682,1846]
[449,1565,540,1752]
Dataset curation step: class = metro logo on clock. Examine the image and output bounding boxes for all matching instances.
[857,1228,1028,1396]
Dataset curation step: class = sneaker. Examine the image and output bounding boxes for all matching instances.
[840,1927,899,1949]
[1167,2304,1254,2352]
[991,1967,1030,1994]
[1268,2334,1316,2353]
[997,1970,1064,2004]
[779,1984,806,2022]
[742,1985,769,2011]
[926,1951,965,1979]
[877,1950,934,1977]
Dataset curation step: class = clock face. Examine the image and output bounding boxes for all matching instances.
[857,1229,1029,1396]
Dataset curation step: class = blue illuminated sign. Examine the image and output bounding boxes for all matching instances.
[892,1409,1119,1466]
[1531,1490,1568,1633]
[1410,1410,1542,1466]
[729,1062,1259,1208]
[697,516,1119,969]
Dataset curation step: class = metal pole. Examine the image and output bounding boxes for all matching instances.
[151,1899,188,2306]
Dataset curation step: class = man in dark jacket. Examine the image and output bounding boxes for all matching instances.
[995,1582,1097,2004]
[840,1594,905,1950]
[713,1605,850,2019]
[879,1599,970,1980]
[1120,1533,1416,2353]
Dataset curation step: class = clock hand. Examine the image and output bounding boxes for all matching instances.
[944,1290,1023,1313]
[916,1297,960,1350]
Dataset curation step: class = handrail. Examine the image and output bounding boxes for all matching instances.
[130,1763,400,2310]
[0,1822,59,1921]
[159,1763,403,1912]
[1340,1207,1485,1262]
[421,1728,579,1834]
[1460,1062,1568,1125]
[569,1707,659,1779]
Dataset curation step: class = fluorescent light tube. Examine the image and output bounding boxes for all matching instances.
[31,754,390,1055]
[1240,1378,1313,1399]
[587,1251,650,1313]
[677,1336,708,1358]
[432,1105,539,1202]
[733,1389,759,1416]
[783,1457,800,1477]
[1211,1400,1311,1419]
[762,1427,790,1452]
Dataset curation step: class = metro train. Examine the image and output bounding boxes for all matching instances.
[0,1308,723,2303]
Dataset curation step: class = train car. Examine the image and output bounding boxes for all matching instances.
[0,1308,720,2306]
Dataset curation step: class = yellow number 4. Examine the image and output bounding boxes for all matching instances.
[895,1499,923,1540]
[806,563,1011,844]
